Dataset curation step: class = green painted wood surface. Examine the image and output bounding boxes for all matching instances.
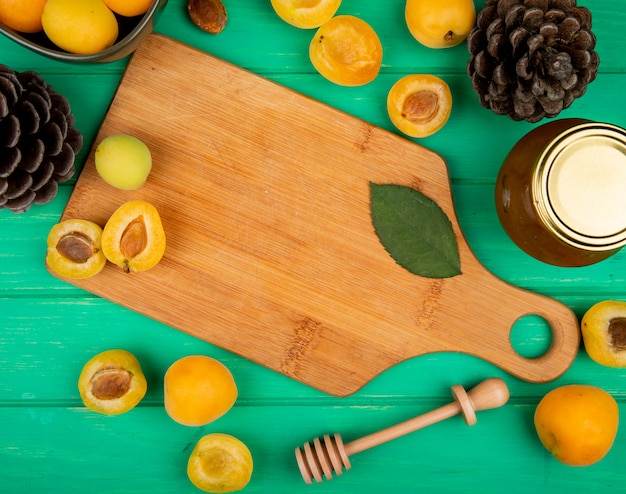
[1,0,626,492]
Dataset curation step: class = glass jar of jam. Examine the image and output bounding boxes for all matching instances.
[495,118,626,267]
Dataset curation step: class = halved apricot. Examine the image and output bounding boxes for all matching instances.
[270,0,342,29]
[581,300,626,367]
[101,200,166,273]
[387,74,452,138]
[78,349,147,415]
[187,433,253,493]
[309,15,382,86]
[46,219,107,279]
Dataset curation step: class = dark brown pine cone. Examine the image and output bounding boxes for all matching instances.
[467,0,599,122]
[0,65,83,213]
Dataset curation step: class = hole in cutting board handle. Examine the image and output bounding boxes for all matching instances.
[509,314,554,359]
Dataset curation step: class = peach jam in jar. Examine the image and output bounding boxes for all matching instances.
[495,118,626,267]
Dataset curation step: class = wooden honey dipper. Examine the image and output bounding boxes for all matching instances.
[295,377,510,484]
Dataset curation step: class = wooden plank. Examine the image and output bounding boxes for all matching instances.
[2,403,626,493]
[54,34,579,395]
[7,180,626,297]
[11,296,622,403]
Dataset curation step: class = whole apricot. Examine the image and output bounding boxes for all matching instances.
[102,0,152,17]
[95,134,152,191]
[0,0,47,33]
[581,300,626,367]
[309,15,382,86]
[101,200,166,273]
[187,433,253,493]
[405,0,476,49]
[271,0,342,29]
[164,355,238,427]
[46,219,107,279]
[534,384,619,466]
[42,0,119,55]
[387,74,452,138]
[78,349,147,415]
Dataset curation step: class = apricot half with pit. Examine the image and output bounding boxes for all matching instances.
[387,74,452,138]
[582,300,626,367]
[101,200,166,273]
[46,219,107,279]
[309,15,382,86]
[78,349,147,415]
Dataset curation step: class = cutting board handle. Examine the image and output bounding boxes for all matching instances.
[460,278,581,383]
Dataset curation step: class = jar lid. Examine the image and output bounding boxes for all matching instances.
[534,122,626,250]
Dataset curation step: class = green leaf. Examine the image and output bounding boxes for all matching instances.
[370,182,461,278]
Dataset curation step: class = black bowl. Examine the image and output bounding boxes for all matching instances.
[0,0,168,63]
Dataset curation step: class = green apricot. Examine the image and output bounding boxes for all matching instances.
[95,134,152,190]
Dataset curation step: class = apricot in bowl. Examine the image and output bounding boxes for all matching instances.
[46,219,107,279]
[0,0,47,33]
[164,355,238,427]
[101,200,166,273]
[187,433,253,493]
[0,0,167,62]
[103,0,153,17]
[387,74,452,138]
[78,349,147,415]
[309,15,382,86]
[270,0,342,29]
[42,0,120,56]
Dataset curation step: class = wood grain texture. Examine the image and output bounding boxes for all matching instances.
[4,1,626,492]
[58,34,579,395]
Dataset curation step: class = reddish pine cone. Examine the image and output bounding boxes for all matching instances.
[467,0,599,122]
[0,65,82,213]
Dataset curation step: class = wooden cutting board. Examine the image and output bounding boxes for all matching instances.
[58,34,580,396]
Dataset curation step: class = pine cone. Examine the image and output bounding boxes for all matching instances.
[0,65,83,213]
[467,0,599,122]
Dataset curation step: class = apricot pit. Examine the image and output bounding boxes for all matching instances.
[188,0,228,34]
[387,74,452,138]
[78,349,147,415]
[46,219,107,279]
[101,200,166,273]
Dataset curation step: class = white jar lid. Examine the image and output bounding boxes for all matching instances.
[534,123,626,250]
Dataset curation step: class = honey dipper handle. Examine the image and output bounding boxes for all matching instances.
[465,378,511,412]
[344,378,509,457]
